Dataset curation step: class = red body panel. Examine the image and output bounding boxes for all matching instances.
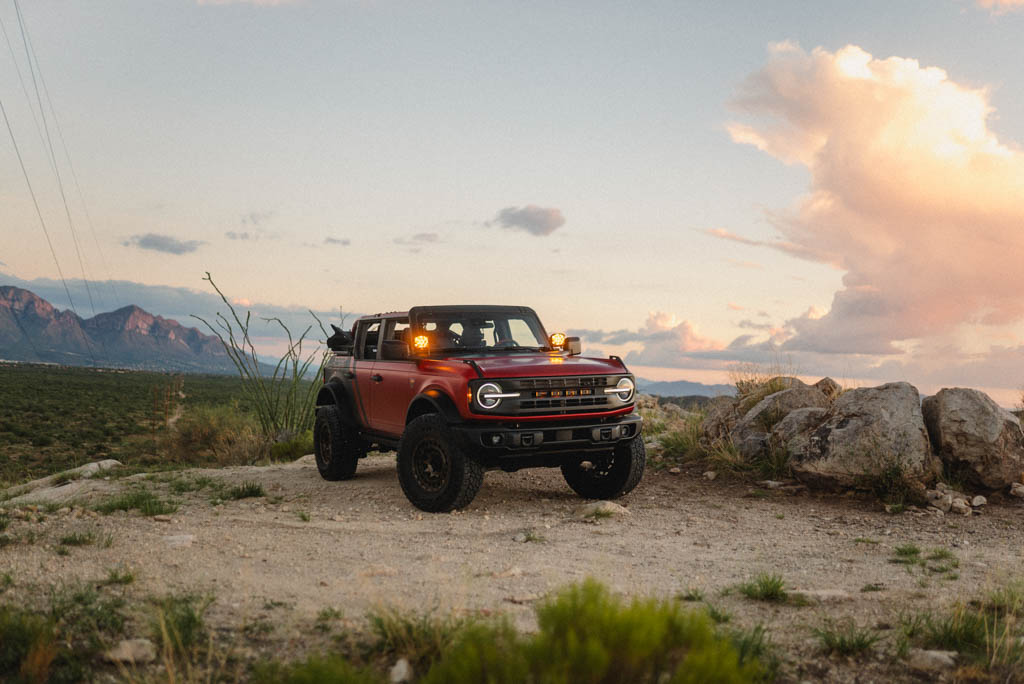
[446,353,627,378]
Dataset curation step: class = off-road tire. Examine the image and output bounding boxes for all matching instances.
[396,414,484,512]
[561,435,646,500]
[314,405,361,481]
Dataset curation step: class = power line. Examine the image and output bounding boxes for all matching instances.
[0,94,83,340]
[12,0,101,322]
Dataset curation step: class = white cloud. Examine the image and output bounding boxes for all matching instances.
[977,0,1024,13]
[727,43,1024,355]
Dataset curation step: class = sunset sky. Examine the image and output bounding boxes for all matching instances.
[2,0,1023,403]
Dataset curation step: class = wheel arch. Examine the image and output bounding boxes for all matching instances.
[406,388,462,425]
[316,381,359,425]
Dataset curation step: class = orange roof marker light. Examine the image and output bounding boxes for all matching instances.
[413,334,429,351]
[549,332,567,350]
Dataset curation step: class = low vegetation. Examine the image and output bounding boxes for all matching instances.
[812,618,881,657]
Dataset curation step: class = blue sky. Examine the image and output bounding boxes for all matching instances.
[2,0,1023,401]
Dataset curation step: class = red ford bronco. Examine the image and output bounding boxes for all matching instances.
[314,305,644,512]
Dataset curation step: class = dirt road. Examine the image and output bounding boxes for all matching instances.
[3,453,1023,680]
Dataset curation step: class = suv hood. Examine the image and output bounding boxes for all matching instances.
[449,354,628,378]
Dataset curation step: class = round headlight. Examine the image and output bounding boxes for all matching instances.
[613,377,635,402]
[476,382,503,410]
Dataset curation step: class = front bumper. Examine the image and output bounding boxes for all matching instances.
[453,413,642,471]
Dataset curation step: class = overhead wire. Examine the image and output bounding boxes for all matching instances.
[12,0,101,321]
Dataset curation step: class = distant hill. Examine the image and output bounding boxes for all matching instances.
[636,377,736,398]
[0,286,237,374]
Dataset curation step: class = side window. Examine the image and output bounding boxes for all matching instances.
[359,321,380,360]
[388,319,410,342]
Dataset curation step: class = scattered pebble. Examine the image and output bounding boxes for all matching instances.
[906,648,956,672]
[575,501,629,518]
[103,638,156,665]
[389,658,412,683]
[703,471,717,481]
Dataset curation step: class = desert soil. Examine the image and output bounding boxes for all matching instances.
[3,453,1023,682]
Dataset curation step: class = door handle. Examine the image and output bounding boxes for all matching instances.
[343,371,355,379]
[371,374,383,383]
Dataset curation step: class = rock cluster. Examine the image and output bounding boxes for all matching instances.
[694,376,1024,498]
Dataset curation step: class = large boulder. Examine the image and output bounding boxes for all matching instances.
[700,396,741,444]
[814,377,842,400]
[732,387,830,460]
[922,388,1024,490]
[789,382,941,489]
[770,407,828,456]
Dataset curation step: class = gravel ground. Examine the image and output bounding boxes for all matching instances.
[3,453,1023,682]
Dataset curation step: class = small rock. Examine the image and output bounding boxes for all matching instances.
[389,657,412,683]
[153,515,173,523]
[576,501,630,518]
[56,507,70,515]
[332,515,343,521]
[492,566,523,579]
[971,495,987,507]
[906,648,956,672]
[756,480,787,489]
[504,594,541,605]
[931,494,953,513]
[668,467,681,475]
[163,534,194,548]
[1011,482,1024,499]
[103,638,156,665]
[950,499,972,516]
[703,471,717,481]
[512,533,528,543]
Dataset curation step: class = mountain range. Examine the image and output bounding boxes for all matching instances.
[0,286,236,373]
[635,377,735,398]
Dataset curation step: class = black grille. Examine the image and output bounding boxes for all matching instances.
[487,376,618,416]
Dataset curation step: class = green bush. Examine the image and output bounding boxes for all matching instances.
[0,605,56,683]
[252,655,382,684]
[169,405,267,466]
[423,579,760,684]
[151,593,211,653]
[270,430,314,461]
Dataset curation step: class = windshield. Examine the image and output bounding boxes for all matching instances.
[417,311,548,352]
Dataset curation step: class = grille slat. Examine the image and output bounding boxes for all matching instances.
[491,375,618,415]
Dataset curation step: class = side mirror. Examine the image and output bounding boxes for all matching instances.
[380,339,410,361]
[566,336,581,356]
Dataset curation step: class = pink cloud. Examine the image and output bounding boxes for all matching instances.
[727,43,1024,355]
[977,0,1024,12]
[728,302,745,311]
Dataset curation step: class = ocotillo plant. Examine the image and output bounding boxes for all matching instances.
[192,273,327,439]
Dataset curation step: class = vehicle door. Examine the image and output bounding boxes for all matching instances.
[350,319,382,430]
[371,318,420,436]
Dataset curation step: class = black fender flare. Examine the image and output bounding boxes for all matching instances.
[315,381,359,425]
[405,388,462,425]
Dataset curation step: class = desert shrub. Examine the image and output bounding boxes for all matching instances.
[367,607,470,673]
[659,412,706,462]
[812,618,881,657]
[252,655,382,684]
[860,451,925,508]
[423,579,760,684]
[729,360,799,414]
[193,273,327,439]
[0,605,56,683]
[151,593,212,654]
[270,430,314,461]
[227,481,265,500]
[168,404,267,465]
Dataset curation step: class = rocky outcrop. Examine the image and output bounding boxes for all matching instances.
[922,388,1024,490]
[733,387,830,460]
[699,396,741,444]
[788,382,941,489]
[814,377,842,400]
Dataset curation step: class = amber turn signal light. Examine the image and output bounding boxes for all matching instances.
[549,332,566,349]
[413,335,429,350]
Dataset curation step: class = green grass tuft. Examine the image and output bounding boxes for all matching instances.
[227,481,265,500]
[94,488,178,516]
[736,573,788,602]
[813,619,881,657]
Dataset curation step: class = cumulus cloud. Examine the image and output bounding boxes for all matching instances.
[123,233,204,255]
[571,311,724,368]
[977,0,1024,13]
[488,205,565,237]
[727,43,1024,354]
[324,237,351,246]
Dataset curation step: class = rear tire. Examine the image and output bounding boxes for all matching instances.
[397,414,484,512]
[561,435,645,500]
[314,405,361,481]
